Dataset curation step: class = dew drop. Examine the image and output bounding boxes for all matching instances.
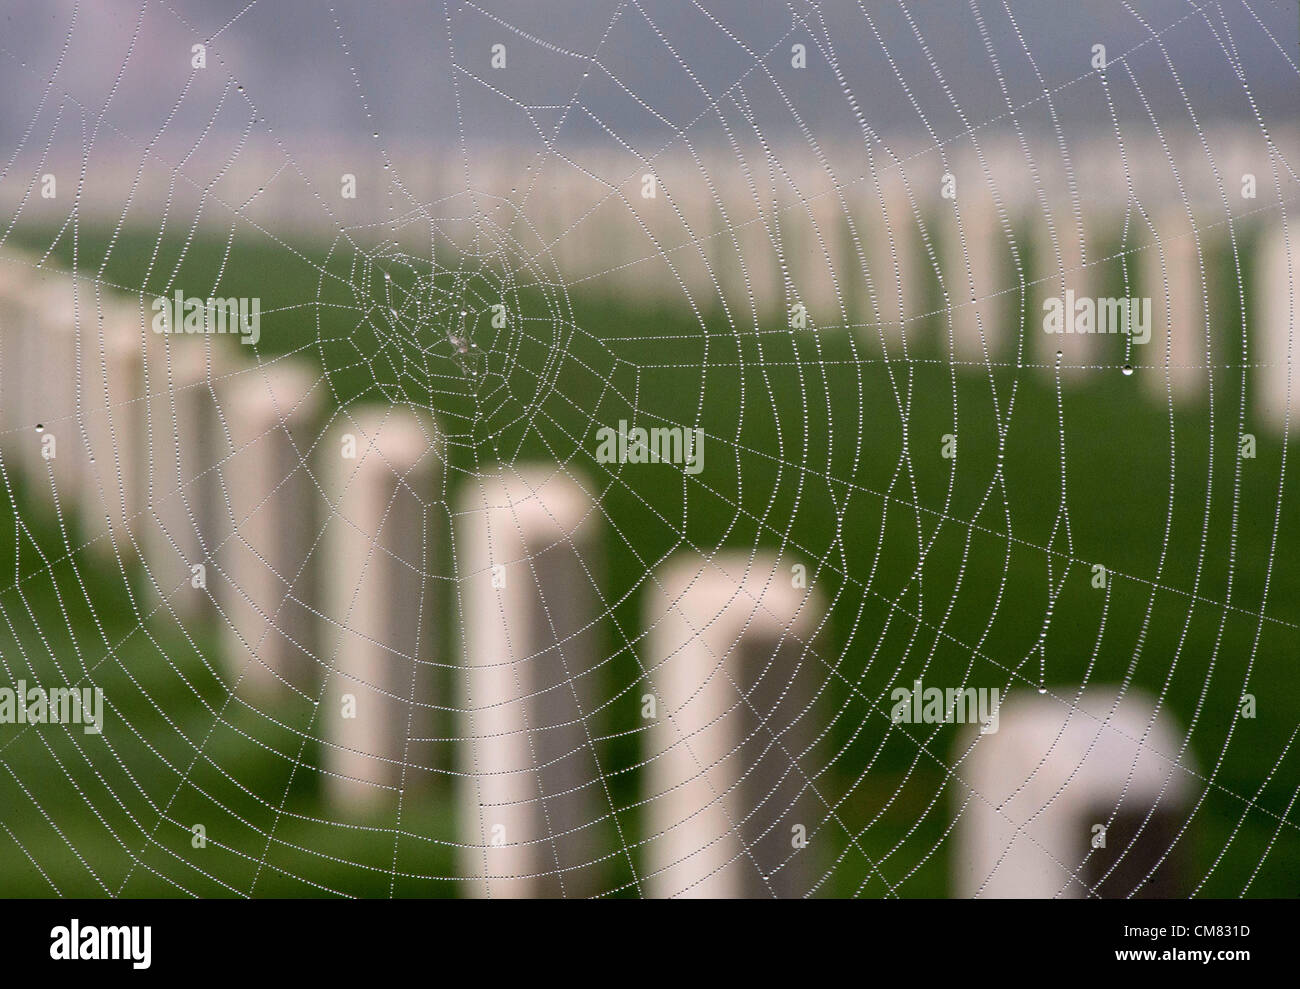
[34,423,43,432]
[1037,686,1047,694]
[1122,365,1133,376]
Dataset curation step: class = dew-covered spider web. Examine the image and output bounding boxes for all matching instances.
[0,0,1297,899]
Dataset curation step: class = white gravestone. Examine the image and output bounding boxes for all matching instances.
[644,551,825,898]
[861,164,925,353]
[1259,221,1299,430]
[321,409,439,810]
[0,254,47,483]
[40,282,149,556]
[940,182,1005,365]
[954,688,1192,898]
[217,362,322,696]
[457,467,604,898]
[1141,212,1206,398]
[1039,202,1098,371]
[141,337,238,619]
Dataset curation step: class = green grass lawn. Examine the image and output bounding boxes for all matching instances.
[0,219,1295,897]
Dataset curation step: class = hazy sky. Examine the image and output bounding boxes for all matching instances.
[1,0,1295,158]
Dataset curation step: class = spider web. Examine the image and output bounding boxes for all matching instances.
[0,0,1296,899]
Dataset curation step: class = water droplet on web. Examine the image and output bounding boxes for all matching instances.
[34,423,43,432]
[1037,686,1048,694]
[1122,365,1133,376]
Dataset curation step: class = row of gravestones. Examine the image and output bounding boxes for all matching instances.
[18,129,1295,417]
[517,136,1299,428]
[0,253,1199,895]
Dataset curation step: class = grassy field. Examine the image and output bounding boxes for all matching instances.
[0,218,1295,897]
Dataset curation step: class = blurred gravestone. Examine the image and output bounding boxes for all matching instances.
[321,408,439,810]
[644,551,825,898]
[953,689,1192,898]
[218,361,322,697]
[456,467,605,898]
